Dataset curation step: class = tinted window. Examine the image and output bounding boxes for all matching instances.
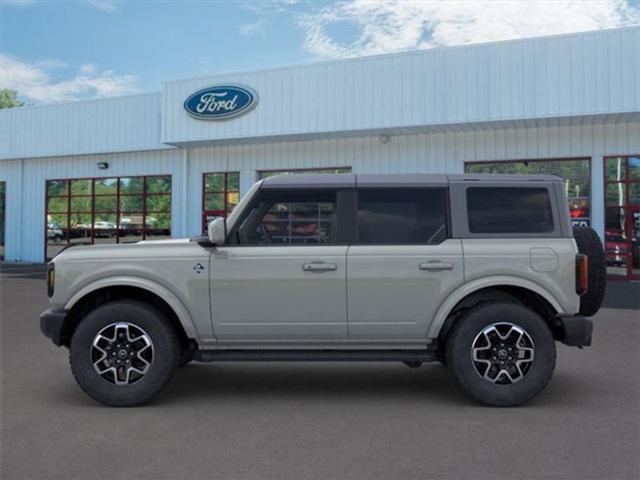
[238,191,337,245]
[357,189,447,244]
[467,187,554,234]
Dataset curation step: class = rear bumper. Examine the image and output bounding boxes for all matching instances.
[40,308,69,346]
[556,314,593,347]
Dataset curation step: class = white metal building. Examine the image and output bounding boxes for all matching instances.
[1,27,639,280]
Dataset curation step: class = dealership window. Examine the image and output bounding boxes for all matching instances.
[467,187,554,234]
[357,189,447,244]
[465,158,591,227]
[257,167,351,180]
[0,181,5,260]
[604,156,640,279]
[45,175,171,260]
[202,172,240,231]
[235,191,337,245]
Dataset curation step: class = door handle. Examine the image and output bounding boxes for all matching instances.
[419,261,454,271]
[302,263,337,272]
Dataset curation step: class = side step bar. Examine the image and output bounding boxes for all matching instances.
[192,349,437,363]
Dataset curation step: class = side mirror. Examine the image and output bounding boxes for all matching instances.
[208,217,226,246]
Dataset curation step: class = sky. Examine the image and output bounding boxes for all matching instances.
[1,0,640,105]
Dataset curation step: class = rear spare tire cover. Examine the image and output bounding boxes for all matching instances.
[573,226,606,316]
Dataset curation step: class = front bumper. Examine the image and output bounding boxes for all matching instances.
[556,314,593,347]
[40,308,69,346]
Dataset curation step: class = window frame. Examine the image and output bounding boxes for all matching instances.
[44,174,172,260]
[464,157,592,227]
[603,155,640,281]
[449,183,565,239]
[226,188,351,246]
[353,187,450,246]
[201,171,240,232]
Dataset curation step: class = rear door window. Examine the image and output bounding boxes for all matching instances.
[466,187,554,234]
[356,189,447,244]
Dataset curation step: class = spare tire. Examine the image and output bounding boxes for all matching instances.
[573,226,606,316]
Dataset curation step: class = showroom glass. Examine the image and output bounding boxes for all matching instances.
[467,187,554,234]
[604,156,640,279]
[238,191,336,245]
[45,175,171,259]
[257,167,351,180]
[465,158,591,227]
[202,172,240,232]
[357,189,447,244]
[0,181,5,260]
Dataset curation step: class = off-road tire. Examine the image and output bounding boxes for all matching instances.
[69,300,181,407]
[572,226,606,316]
[446,302,556,407]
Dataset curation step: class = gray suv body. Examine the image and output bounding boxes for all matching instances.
[40,174,604,406]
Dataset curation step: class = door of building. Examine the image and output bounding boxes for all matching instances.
[604,156,640,281]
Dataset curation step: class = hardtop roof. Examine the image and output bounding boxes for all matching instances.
[260,173,563,189]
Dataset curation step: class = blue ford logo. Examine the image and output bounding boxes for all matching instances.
[184,85,257,120]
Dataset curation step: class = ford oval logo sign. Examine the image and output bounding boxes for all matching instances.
[184,85,257,120]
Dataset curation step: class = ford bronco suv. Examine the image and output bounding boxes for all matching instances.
[40,174,606,407]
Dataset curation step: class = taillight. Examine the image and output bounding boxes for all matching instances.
[576,254,588,295]
[47,262,55,298]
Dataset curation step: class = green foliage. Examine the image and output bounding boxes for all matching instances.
[0,90,24,109]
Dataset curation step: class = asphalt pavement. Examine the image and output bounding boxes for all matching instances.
[1,272,639,480]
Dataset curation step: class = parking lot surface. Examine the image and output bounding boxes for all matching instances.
[1,271,639,480]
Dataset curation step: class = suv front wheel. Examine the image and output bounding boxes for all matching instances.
[446,302,556,406]
[69,300,181,406]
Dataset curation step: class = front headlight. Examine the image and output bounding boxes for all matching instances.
[47,262,55,298]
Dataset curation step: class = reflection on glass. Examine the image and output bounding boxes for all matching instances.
[119,177,144,194]
[70,179,92,196]
[606,183,626,206]
[94,178,118,195]
[145,176,171,194]
[44,175,172,259]
[94,196,117,212]
[630,184,639,205]
[204,173,225,192]
[568,199,590,220]
[204,193,224,211]
[146,194,171,212]
[629,157,640,180]
[605,157,626,181]
[47,180,68,196]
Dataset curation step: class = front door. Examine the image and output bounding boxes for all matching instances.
[347,188,464,339]
[210,189,348,340]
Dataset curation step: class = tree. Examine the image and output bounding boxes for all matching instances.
[0,89,24,109]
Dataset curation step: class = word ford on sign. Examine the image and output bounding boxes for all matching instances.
[184,85,258,120]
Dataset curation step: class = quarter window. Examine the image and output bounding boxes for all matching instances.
[467,187,554,234]
[357,189,447,244]
[237,191,337,245]
[465,158,591,227]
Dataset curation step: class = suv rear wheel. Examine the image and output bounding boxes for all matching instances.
[69,300,181,406]
[446,302,556,406]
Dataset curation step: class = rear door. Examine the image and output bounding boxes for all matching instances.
[347,188,464,339]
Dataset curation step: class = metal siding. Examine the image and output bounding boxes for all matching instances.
[161,28,640,145]
[0,149,184,262]
[0,93,170,161]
